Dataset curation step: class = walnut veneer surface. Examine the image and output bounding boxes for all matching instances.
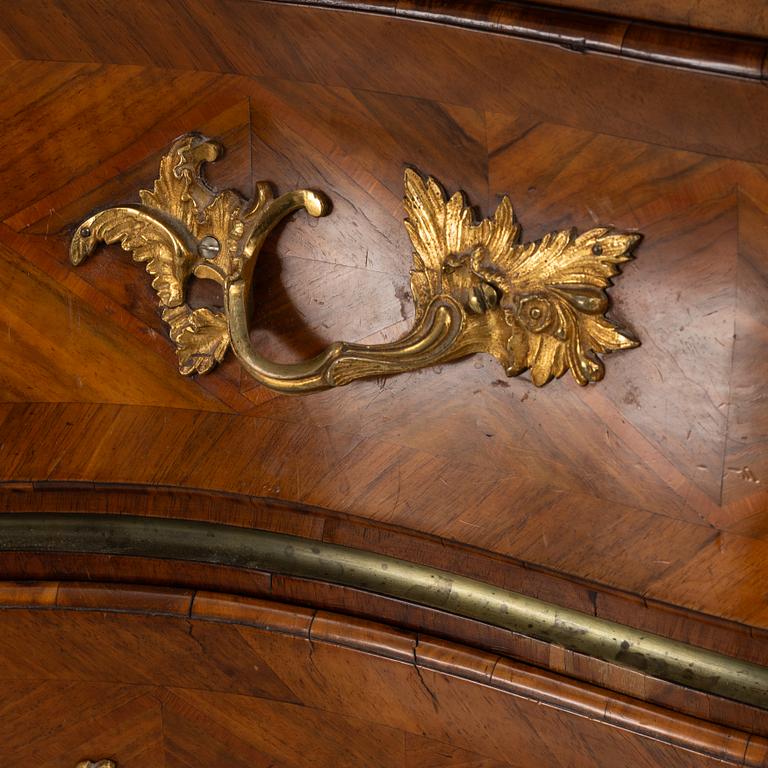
[0,0,767,761]
[533,0,768,37]
[1,582,766,767]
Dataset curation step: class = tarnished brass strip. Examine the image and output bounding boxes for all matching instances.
[0,513,765,709]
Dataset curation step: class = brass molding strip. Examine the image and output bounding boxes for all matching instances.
[0,512,766,709]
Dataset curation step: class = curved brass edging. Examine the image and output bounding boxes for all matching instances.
[0,513,765,710]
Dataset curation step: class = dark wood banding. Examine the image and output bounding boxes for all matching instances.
[2,0,768,757]
[0,581,766,767]
[283,0,768,79]
[2,483,764,670]
[527,0,768,39]
[1,512,766,710]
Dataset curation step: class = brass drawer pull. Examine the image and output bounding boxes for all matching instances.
[75,761,116,768]
[71,133,639,393]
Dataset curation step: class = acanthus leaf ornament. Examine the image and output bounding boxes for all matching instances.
[75,761,117,768]
[71,132,639,393]
[402,170,639,386]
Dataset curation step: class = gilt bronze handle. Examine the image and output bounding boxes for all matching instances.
[70,133,639,394]
[75,761,117,768]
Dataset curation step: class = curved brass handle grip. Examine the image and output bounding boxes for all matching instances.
[227,282,464,392]
[70,133,639,393]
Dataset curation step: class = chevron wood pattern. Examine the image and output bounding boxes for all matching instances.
[1,52,766,632]
[0,1,767,755]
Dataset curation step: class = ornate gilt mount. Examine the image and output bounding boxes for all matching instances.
[71,133,639,393]
[75,761,116,768]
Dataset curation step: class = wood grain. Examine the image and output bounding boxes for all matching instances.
[0,582,765,767]
[2,485,765,667]
[0,540,766,737]
[0,0,767,754]
[0,682,162,767]
[0,2,767,162]
[532,0,768,37]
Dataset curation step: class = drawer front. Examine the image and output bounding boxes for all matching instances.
[0,1,766,764]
